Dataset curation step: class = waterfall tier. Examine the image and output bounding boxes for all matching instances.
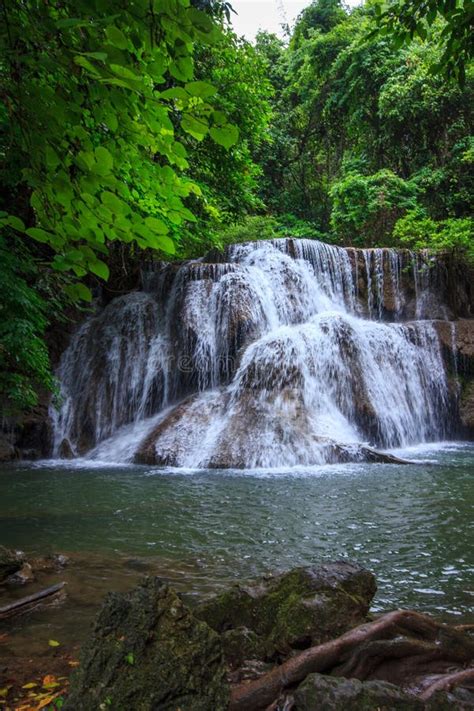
[52,238,472,466]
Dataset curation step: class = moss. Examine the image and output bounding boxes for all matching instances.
[65,577,229,711]
[195,562,376,663]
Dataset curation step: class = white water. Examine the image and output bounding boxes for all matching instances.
[52,239,453,467]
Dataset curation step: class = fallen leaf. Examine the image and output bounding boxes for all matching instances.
[36,690,65,710]
[0,688,10,698]
[48,640,60,648]
[42,676,58,689]
[22,684,38,690]
[67,661,79,668]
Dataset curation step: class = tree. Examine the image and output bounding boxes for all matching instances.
[373,0,474,85]
[0,0,239,300]
[0,236,55,415]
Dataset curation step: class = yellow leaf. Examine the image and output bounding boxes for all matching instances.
[36,694,57,710]
[22,683,38,690]
[0,688,9,698]
[48,639,60,647]
[68,660,80,668]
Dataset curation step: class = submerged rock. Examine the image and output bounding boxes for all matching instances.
[196,562,376,666]
[293,674,423,710]
[65,577,229,711]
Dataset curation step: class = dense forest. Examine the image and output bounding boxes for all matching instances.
[0,0,473,421]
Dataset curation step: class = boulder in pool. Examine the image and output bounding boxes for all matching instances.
[195,561,376,666]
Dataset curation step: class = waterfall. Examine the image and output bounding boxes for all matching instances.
[53,238,453,466]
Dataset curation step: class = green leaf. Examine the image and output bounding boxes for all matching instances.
[45,145,60,170]
[125,652,134,665]
[154,235,175,254]
[110,64,140,81]
[48,639,60,647]
[209,124,239,149]
[26,227,55,244]
[5,215,26,232]
[181,114,208,140]
[89,259,110,280]
[64,283,93,302]
[169,56,193,82]
[94,146,114,175]
[105,26,128,50]
[144,216,169,234]
[185,81,216,98]
[74,55,101,77]
[100,191,128,215]
[160,87,189,101]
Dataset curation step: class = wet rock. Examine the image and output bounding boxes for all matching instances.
[58,438,74,459]
[460,380,474,434]
[6,562,35,585]
[434,319,474,376]
[30,553,69,573]
[293,674,424,710]
[0,546,24,582]
[64,577,229,711]
[196,562,376,665]
[134,392,225,466]
[0,433,16,462]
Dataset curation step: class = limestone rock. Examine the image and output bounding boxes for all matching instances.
[196,562,376,665]
[64,577,229,711]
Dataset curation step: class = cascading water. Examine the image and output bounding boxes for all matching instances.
[52,238,454,466]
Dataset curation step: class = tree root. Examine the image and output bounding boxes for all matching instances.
[420,667,474,700]
[229,610,474,711]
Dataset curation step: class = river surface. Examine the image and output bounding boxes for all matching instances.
[0,442,473,656]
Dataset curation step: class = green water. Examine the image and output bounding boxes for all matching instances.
[0,443,473,655]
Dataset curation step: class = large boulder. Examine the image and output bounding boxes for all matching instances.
[293,674,424,710]
[65,577,229,711]
[195,562,376,666]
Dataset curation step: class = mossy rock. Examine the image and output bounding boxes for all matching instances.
[65,577,229,711]
[195,561,376,663]
[294,674,424,710]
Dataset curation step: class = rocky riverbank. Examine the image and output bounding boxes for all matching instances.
[59,561,474,710]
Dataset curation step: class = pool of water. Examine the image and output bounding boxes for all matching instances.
[0,442,473,656]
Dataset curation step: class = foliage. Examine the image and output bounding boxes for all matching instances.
[255,0,473,246]
[180,29,274,256]
[330,169,419,245]
[393,210,474,259]
[211,213,325,249]
[0,0,239,300]
[0,237,55,416]
[373,0,474,85]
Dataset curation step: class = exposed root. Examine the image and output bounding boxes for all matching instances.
[229,610,474,711]
[420,667,474,700]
